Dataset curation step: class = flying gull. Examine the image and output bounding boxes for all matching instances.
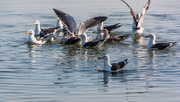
[145,33,177,50]
[121,0,150,35]
[102,55,128,72]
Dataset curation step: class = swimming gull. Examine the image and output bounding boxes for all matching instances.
[96,26,130,43]
[102,55,128,72]
[26,30,55,45]
[34,20,60,37]
[145,33,177,50]
[81,33,106,48]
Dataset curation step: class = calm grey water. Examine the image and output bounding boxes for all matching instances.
[0,0,180,102]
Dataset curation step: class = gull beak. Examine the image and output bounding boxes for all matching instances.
[97,57,103,59]
[26,32,29,34]
[76,35,81,38]
[145,36,149,38]
[57,17,59,20]
[34,23,36,25]
[97,55,104,59]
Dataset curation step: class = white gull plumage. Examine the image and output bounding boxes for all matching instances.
[34,20,41,36]
[56,17,65,32]
[26,30,55,45]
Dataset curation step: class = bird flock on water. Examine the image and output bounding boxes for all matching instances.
[26,0,178,72]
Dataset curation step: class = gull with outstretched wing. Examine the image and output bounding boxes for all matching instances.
[121,0,150,35]
[53,8,107,45]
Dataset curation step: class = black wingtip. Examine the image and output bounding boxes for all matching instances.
[124,59,128,63]
[117,59,128,69]
[53,8,60,12]
[53,8,58,12]
[53,8,67,15]
[53,8,59,15]
[116,23,123,28]
[94,16,108,23]
[173,42,178,44]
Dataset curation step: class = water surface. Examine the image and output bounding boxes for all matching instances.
[0,0,180,102]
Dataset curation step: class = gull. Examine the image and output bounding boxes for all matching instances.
[96,24,130,43]
[96,28,130,43]
[145,33,178,50]
[81,33,106,48]
[34,20,41,36]
[53,8,107,44]
[26,30,55,45]
[102,55,128,72]
[34,20,60,37]
[121,0,151,35]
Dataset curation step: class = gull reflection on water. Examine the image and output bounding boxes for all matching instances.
[148,50,156,64]
[132,35,144,45]
[103,71,111,86]
[102,70,127,86]
[27,44,37,58]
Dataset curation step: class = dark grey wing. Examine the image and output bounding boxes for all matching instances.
[40,26,60,37]
[83,41,99,48]
[105,34,130,43]
[53,8,77,34]
[121,0,136,23]
[78,16,107,35]
[64,37,81,44]
[118,59,128,68]
[151,43,174,50]
[117,34,130,41]
[111,59,128,71]
[111,63,121,71]
[103,23,122,33]
[83,39,105,48]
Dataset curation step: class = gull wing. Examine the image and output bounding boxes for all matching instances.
[78,16,107,35]
[139,0,151,24]
[121,0,136,23]
[142,0,151,16]
[53,8,77,34]
[151,42,177,50]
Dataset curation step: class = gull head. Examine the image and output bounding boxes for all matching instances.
[102,55,110,61]
[34,20,40,25]
[145,33,156,39]
[80,33,87,39]
[26,30,34,35]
